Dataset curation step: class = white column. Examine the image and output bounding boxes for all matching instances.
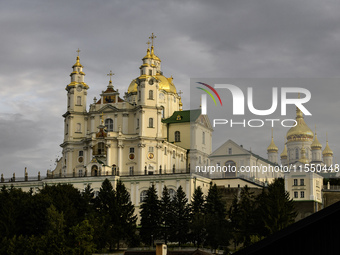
[131,182,135,205]
[136,182,140,204]
[106,144,111,167]
[118,141,123,175]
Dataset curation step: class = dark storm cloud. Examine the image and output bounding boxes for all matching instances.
[0,0,340,177]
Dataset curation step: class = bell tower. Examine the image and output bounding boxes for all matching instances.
[65,49,89,113]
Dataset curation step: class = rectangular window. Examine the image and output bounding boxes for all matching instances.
[149,70,152,75]
[137,119,139,129]
[79,151,83,157]
[149,147,154,153]
[301,191,305,198]
[217,162,221,167]
[228,148,232,155]
[129,166,134,175]
[149,118,154,128]
[78,169,83,177]
[130,148,134,153]
[293,179,298,186]
[77,96,81,105]
[300,179,304,186]
[294,191,298,198]
[202,132,205,144]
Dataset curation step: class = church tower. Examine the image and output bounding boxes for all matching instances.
[323,135,334,167]
[286,107,314,164]
[267,129,278,164]
[311,129,323,163]
[61,50,89,176]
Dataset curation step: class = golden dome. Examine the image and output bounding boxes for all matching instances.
[323,141,333,156]
[280,144,288,159]
[143,48,152,60]
[151,46,161,62]
[267,137,278,153]
[127,74,177,94]
[73,56,83,68]
[128,79,138,93]
[155,74,177,93]
[287,108,314,142]
[311,133,322,150]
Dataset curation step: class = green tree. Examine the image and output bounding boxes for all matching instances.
[259,178,297,235]
[140,185,161,246]
[160,186,172,243]
[94,179,116,251]
[229,186,256,247]
[113,180,138,249]
[43,205,67,254]
[70,219,96,255]
[190,186,206,247]
[169,186,190,245]
[204,183,229,250]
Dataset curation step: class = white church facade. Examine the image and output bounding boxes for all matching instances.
[1,35,337,213]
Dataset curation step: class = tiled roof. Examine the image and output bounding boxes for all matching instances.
[162,109,201,124]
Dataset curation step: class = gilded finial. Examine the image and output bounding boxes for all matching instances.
[107,70,114,82]
[149,33,156,46]
[146,40,151,49]
[76,48,81,56]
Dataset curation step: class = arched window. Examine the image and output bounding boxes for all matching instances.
[105,118,113,131]
[295,148,299,159]
[224,160,236,178]
[149,90,154,100]
[169,188,176,201]
[140,190,148,203]
[175,131,180,142]
[149,118,154,128]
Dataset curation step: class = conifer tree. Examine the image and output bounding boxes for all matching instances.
[140,185,161,246]
[204,183,229,249]
[169,186,190,245]
[259,178,297,235]
[114,180,138,248]
[160,186,172,243]
[190,186,206,247]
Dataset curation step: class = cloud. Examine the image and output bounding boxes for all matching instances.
[0,0,340,177]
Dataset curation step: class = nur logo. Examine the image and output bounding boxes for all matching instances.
[196,82,223,115]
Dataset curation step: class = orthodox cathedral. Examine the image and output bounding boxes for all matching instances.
[1,35,337,220]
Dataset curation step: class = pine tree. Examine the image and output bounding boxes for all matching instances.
[160,186,172,243]
[114,180,138,249]
[140,185,161,246]
[190,186,206,247]
[169,186,190,245]
[236,186,256,247]
[204,183,229,249]
[259,178,297,235]
[94,179,116,251]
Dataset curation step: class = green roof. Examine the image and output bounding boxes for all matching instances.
[162,109,201,124]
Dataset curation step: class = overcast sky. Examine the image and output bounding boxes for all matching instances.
[1,0,340,178]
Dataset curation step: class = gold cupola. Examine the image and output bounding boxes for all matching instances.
[323,139,333,157]
[311,129,322,150]
[286,107,314,142]
[66,49,89,90]
[280,143,288,159]
[267,130,279,153]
